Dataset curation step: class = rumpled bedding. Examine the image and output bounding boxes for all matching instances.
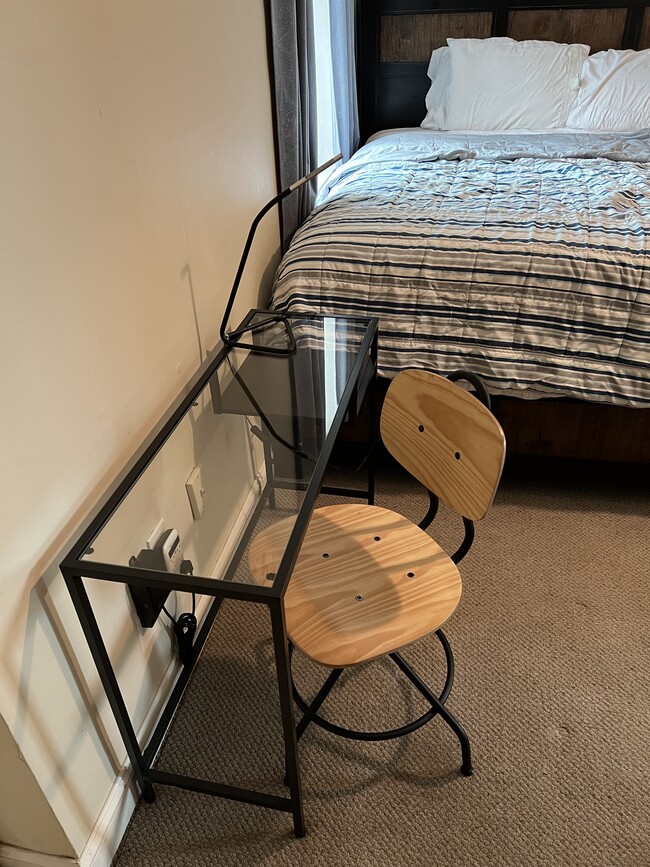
[271,130,650,406]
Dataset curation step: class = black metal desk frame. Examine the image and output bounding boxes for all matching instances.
[60,311,378,838]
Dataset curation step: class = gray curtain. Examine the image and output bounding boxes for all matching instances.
[269,0,318,251]
[269,0,359,251]
[329,0,359,162]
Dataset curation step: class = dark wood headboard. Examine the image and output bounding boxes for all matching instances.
[358,0,650,141]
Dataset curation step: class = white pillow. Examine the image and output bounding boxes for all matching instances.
[567,49,650,130]
[444,37,589,130]
[421,46,452,130]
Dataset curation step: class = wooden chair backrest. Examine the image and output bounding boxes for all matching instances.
[380,370,506,521]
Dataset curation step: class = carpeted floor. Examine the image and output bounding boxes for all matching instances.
[112,456,650,867]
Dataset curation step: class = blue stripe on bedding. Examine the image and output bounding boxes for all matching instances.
[291,234,650,275]
[278,256,650,298]
[276,291,650,346]
[271,130,650,407]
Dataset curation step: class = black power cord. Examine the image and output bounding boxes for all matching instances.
[161,559,197,666]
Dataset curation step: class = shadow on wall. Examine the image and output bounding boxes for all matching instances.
[3,503,130,837]
[180,242,281,364]
[2,245,282,849]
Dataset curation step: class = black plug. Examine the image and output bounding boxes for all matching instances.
[173,612,197,666]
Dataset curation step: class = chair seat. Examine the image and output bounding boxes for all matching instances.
[248,503,462,668]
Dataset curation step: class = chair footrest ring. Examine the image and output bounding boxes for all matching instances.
[291,629,455,743]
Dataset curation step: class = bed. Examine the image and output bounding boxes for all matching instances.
[270,0,650,462]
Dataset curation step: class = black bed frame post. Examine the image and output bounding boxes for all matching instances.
[357,0,381,144]
[491,2,509,37]
[623,3,645,48]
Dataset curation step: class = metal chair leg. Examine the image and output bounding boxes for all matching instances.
[286,635,473,778]
[435,697,474,777]
[284,666,343,785]
[390,650,473,776]
[296,668,344,742]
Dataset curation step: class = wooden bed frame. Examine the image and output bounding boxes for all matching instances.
[353,0,650,463]
[358,0,650,140]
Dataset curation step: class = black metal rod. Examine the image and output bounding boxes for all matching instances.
[296,668,343,742]
[65,559,278,602]
[148,769,292,812]
[321,485,370,498]
[270,601,306,837]
[271,480,371,499]
[380,0,645,14]
[452,517,475,565]
[623,4,645,46]
[272,320,379,597]
[447,369,491,410]
[143,597,223,767]
[292,678,439,742]
[290,630,455,743]
[63,572,154,802]
[434,629,455,705]
[368,330,379,506]
[219,154,342,351]
[391,650,473,776]
[418,490,439,531]
[263,427,277,510]
[272,482,371,498]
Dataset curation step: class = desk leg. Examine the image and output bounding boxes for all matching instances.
[367,332,379,506]
[262,429,276,510]
[270,600,305,837]
[64,574,154,803]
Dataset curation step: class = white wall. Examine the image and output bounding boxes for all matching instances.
[0,715,75,857]
[0,0,279,859]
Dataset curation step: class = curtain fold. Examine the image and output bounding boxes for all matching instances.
[329,0,359,162]
[269,0,318,251]
[269,0,359,251]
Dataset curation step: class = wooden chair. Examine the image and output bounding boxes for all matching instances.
[248,369,506,776]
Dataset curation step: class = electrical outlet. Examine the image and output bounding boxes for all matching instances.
[129,528,183,628]
[159,528,184,572]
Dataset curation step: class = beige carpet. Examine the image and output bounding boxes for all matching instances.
[112,456,650,867]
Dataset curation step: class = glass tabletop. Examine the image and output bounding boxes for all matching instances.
[79,314,375,593]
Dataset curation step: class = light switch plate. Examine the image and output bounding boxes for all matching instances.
[186,466,205,520]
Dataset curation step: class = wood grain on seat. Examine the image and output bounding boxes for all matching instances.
[248,503,462,668]
[380,370,506,522]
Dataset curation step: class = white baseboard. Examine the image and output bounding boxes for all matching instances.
[0,845,78,867]
[78,582,220,867]
[73,472,264,867]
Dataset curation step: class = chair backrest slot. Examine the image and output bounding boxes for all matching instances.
[380,370,506,521]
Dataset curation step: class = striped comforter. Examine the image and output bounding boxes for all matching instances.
[272,130,650,406]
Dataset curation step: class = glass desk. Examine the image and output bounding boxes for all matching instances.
[60,311,378,838]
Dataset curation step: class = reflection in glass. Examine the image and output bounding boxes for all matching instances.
[82,316,372,590]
